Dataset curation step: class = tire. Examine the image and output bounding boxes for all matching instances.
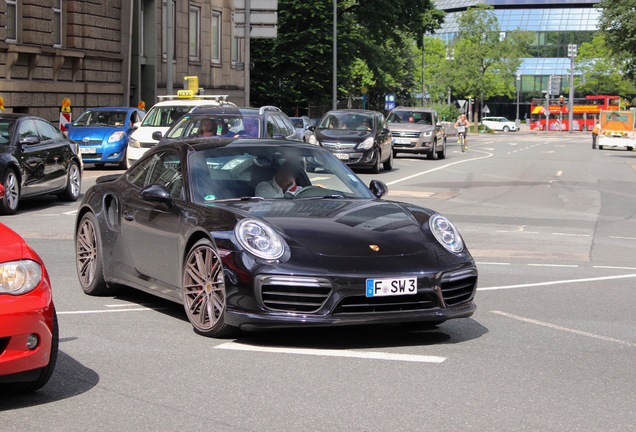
[75,212,110,295]
[599,145,604,150]
[0,168,20,215]
[427,141,438,160]
[182,239,235,338]
[383,148,393,171]
[0,308,59,394]
[503,126,510,132]
[392,149,398,158]
[58,161,81,201]
[437,137,447,160]
[370,151,381,174]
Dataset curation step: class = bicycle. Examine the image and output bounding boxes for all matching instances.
[457,128,467,152]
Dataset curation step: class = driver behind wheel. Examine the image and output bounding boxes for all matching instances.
[255,159,302,198]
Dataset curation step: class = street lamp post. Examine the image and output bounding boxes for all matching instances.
[567,44,577,133]
[446,48,454,106]
[332,0,337,110]
[515,73,521,128]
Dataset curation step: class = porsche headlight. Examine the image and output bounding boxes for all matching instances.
[429,214,464,253]
[235,219,285,260]
[108,131,126,143]
[0,260,42,295]
[358,137,374,150]
[128,137,141,148]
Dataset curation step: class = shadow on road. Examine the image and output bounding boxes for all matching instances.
[0,348,99,411]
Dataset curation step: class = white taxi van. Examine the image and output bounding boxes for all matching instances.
[126,90,236,168]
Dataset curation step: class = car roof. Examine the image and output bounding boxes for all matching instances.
[82,106,142,111]
[392,106,436,112]
[160,137,317,153]
[0,113,30,120]
[324,109,379,115]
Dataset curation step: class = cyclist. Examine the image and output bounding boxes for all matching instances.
[454,114,470,149]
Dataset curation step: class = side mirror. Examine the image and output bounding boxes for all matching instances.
[308,125,316,132]
[369,179,388,199]
[140,184,173,205]
[152,131,163,141]
[19,135,41,145]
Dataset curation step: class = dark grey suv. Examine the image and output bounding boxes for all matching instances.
[153,105,300,143]
[387,107,446,160]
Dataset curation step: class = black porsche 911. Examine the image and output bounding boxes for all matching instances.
[74,138,477,337]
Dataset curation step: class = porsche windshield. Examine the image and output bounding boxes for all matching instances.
[188,145,374,203]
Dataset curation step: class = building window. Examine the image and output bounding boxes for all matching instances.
[53,0,63,47]
[231,14,242,65]
[189,6,201,61]
[211,11,221,64]
[6,0,17,42]
[162,0,176,60]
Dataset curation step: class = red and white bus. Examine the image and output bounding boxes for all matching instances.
[529,95,621,131]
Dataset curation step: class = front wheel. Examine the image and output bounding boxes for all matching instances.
[437,138,447,160]
[58,161,81,201]
[0,168,20,215]
[383,147,393,170]
[503,126,510,132]
[76,212,110,295]
[370,151,381,174]
[182,239,235,338]
[427,141,438,160]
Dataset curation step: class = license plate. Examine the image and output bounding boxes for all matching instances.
[393,138,411,144]
[80,148,96,154]
[334,153,349,160]
[366,277,417,297]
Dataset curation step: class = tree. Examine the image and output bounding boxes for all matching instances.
[597,0,636,79]
[574,34,636,99]
[250,0,444,114]
[443,4,531,128]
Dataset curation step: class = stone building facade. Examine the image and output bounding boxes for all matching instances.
[1,0,245,122]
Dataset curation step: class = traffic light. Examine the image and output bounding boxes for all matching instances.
[559,95,564,105]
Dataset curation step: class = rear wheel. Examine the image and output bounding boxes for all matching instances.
[182,239,235,338]
[58,161,81,201]
[76,212,110,295]
[0,168,20,215]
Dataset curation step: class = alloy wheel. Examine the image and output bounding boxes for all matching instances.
[183,243,226,332]
[76,217,98,287]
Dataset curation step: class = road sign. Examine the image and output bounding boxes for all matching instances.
[233,0,278,39]
[384,94,396,111]
[548,75,561,96]
[482,104,490,114]
[234,0,277,9]
[457,99,466,108]
[234,24,278,38]
[234,12,277,25]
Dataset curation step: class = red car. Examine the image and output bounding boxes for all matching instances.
[0,222,58,393]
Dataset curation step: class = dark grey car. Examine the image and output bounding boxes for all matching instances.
[387,107,446,160]
[310,109,393,173]
[0,113,83,215]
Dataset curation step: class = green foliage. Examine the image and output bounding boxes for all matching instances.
[428,102,461,123]
[250,0,443,113]
[574,33,636,99]
[598,0,636,78]
[441,4,531,107]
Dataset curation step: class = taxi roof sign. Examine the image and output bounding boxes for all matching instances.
[177,89,194,98]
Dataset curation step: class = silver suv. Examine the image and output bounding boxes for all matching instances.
[386,107,446,160]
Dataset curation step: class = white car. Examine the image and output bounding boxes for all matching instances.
[481,116,518,132]
[126,93,236,168]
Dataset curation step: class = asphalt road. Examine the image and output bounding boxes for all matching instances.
[1,130,635,431]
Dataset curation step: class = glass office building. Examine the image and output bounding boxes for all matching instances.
[434,0,601,114]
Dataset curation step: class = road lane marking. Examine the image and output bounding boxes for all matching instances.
[527,264,578,268]
[555,170,563,176]
[477,273,636,291]
[594,265,636,270]
[214,342,446,363]
[490,311,636,348]
[609,236,636,240]
[552,233,590,237]
[386,150,494,187]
